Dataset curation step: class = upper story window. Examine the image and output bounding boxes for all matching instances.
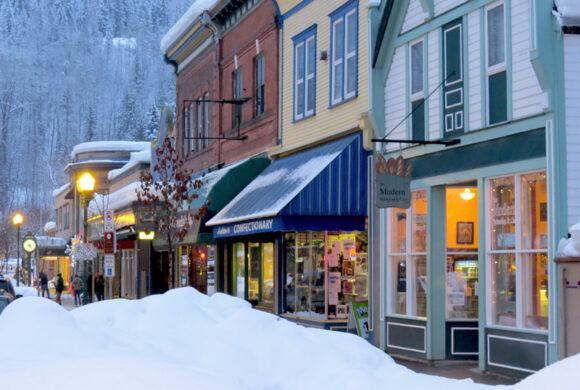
[486,2,507,125]
[410,38,425,141]
[442,18,464,137]
[196,98,203,151]
[203,92,209,149]
[233,69,243,128]
[330,0,358,106]
[183,103,195,155]
[293,25,316,121]
[63,203,70,230]
[254,54,265,117]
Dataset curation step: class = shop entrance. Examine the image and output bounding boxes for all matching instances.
[231,241,274,307]
[445,183,479,359]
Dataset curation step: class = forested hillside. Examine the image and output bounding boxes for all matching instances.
[0,0,189,244]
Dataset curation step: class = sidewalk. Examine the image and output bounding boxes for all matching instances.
[394,357,520,386]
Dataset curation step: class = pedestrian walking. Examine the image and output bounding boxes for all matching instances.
[40,272,50,298]
[95,274,105,301]
[72,275,84,306]
[86,273,93,303]
[55,273,64,305]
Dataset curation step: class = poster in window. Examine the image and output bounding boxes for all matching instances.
[343,280,354,295]
[456,221,474,245]
[336,304,348,318]
[343,260,355,277]
[540,202,547,221]
[355,253,368,274]
[355,275,367,297]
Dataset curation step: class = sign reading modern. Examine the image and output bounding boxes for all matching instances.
[375,154,412,209]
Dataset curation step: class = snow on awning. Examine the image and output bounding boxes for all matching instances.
[206,134,367,229]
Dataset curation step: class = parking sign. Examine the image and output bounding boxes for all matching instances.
[104,209,114,231]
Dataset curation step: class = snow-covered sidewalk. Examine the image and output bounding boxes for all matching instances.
[0,287,578,390]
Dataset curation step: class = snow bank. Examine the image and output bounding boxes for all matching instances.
[0,287,578,389]
[160,0,221,53]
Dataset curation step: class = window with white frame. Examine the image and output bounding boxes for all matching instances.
[254,54,265,117]
[487,171,548,330]
[203,92,209,149]
[330,1,358,106]
[196,97,203,151]
[293,26,316,121]
[442,18,464,136]
[486,2,507,125]
[233,69,243,128]
[387,190,428,318]
[410,38,425,141]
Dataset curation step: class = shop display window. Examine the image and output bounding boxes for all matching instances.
[283,230,368,320]
[387,189,428,319]
[488,172,548,330]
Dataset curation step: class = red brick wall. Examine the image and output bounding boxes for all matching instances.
[175,0,279,173]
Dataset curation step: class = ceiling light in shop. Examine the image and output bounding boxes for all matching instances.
[460,188,476,200]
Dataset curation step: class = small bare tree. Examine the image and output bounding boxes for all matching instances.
[136,137,207,289]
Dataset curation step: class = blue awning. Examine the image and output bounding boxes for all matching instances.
[207,133,368,237]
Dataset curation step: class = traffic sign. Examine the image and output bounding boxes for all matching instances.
[104,254,115,278]
[104,231,115,254]
[104,209,114,231]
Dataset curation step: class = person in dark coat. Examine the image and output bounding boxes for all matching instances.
[86,273,93,303]
[95,274,105,301]
[40,272,49,298]
[55,273,64,305]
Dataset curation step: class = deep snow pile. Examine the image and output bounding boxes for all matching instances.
[0,288,578,390]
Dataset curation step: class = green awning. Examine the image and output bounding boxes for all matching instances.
[178,154,270,245]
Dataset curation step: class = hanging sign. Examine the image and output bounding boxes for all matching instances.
[375,154,412,209]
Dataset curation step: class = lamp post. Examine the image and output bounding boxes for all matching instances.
[77,172,95,304]
[12,213,23,286]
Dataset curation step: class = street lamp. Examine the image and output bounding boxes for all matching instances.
[12,213,23,286]
[77,172,95,304]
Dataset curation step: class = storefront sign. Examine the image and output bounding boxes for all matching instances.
[350,301,370,340]
[375,154,412,209]
[214,218,276,238]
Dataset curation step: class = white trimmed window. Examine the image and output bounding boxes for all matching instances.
[330,1,358,106]
[486,2,507,125]
[293,26,316,121]
[487,171,548,330]
[387,190,428,318]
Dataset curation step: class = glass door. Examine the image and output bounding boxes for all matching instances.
[445,184,479,359]
[232,242,246,299]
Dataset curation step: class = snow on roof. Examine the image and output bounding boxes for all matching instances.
[108,150,151,181]
[160,0,221,53]
[35,236,67,249]
[555,0,580,27]
[71,141,150,160]
[44,222,56,232]
[52,182,71,198]
[88,181,142,215]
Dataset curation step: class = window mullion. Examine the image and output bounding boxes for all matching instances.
[406,208,414,316]
[515,174,524,328]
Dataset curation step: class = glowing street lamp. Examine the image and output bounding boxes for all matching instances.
[12,213,23,286]
[77,172,96,304]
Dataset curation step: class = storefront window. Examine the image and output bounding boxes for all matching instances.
[284,230,368,320]
[387,189,428,318]
[491,253,516,327]
[488,172,548,330]
[490,177,515,250]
